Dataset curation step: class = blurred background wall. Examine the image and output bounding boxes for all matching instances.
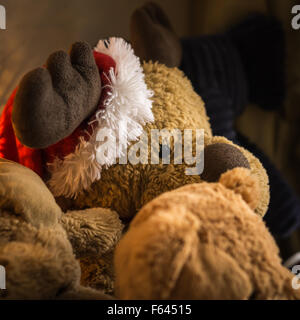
[0,0,296,109]
[0,0,194,109]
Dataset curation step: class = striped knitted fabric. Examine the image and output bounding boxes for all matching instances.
[181,34,247,141]
[180,15,300,238]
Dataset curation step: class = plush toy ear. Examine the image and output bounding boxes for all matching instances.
[219,167,259,210]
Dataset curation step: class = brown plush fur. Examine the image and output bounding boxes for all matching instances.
[0,0,285,299]
[0,159,122,299]
[114,168,300,300]
[49,62,270,293]
[68,63,269,220]
[1,61,272,298]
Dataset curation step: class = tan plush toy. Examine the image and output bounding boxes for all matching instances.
[0,159,122,299]
[115,168,300,300]
[0,3,295,299]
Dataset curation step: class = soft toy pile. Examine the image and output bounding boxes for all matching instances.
[0,2,299,299]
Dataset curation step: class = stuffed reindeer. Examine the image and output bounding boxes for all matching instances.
[0,2,298,299]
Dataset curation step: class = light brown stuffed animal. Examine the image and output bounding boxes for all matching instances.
[0,158,122,299]
[114,168,300,300]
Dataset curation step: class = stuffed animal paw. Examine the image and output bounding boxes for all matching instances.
[61,208,124,295]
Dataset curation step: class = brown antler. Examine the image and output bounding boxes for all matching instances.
[130,2,182,68]
[12,42,101,149]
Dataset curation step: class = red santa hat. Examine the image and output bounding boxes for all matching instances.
[0,38,154,198]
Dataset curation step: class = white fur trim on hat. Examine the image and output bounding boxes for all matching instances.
[48,37,154,198]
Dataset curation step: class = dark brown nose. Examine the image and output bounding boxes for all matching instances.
[12,42,101,149]
[201,143,250,182]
